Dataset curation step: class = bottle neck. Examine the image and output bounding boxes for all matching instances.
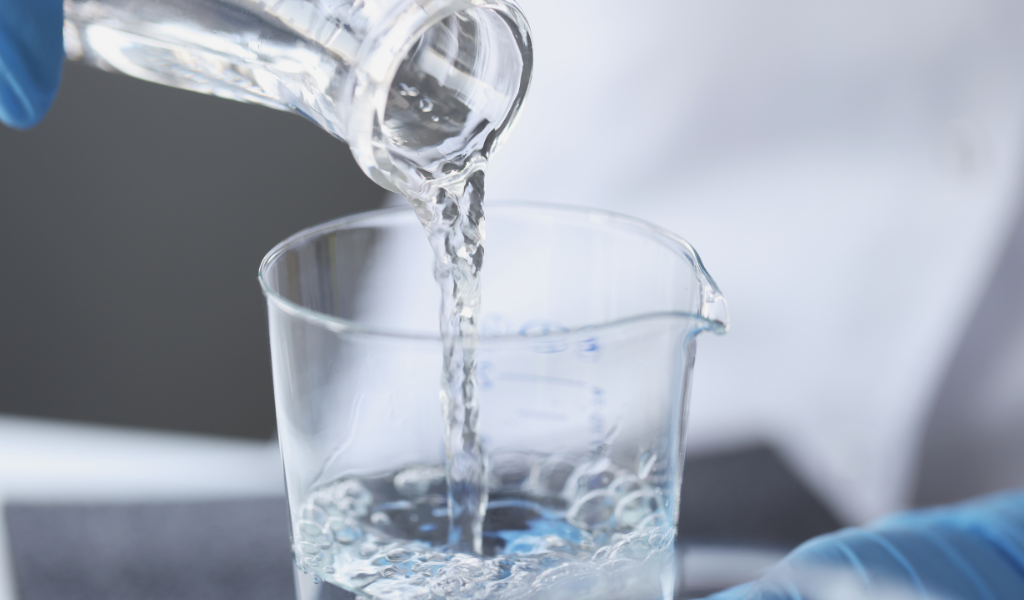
[345,0,533,193]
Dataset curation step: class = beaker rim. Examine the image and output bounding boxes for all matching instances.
[258,201,728,341]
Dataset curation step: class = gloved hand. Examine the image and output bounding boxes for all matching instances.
[0,0,64,129]
[705,489,1024,600]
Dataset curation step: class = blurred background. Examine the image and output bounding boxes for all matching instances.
[3,0,1024,598]
[0,62,386,439]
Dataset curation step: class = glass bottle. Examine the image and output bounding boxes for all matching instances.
[62,0,533,192]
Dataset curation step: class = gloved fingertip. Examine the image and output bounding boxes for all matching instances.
[0,84,43,129]
[0,0,65,129]
[0,47,63,129]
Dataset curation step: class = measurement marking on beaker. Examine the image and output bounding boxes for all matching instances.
[589,387,607,443]
[576,336,601,363]
[478,364,587,390]
[519,319,570,353]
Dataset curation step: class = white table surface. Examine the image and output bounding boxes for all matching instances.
[0,415,285,600]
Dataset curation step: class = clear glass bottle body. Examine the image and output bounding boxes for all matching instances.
[62,0,532,191]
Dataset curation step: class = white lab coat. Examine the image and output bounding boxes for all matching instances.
[480,0,1024,524]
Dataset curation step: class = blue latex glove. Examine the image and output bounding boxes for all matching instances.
[0,0,64,129]
[706,489,1024,600]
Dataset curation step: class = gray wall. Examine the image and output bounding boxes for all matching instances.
[0,62,386,439]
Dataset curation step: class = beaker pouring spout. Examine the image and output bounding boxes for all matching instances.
[698,267,729,334]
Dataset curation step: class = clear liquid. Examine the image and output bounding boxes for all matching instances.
[294,454,674,600]
[385,24,502,556]
[418,168,489,555]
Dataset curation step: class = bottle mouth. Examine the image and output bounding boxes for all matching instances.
[346,0,533,193]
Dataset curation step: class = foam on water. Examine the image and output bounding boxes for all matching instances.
[294,453,674,600]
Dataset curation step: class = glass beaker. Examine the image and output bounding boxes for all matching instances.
[62,0,532,192]
[259,202,728,600]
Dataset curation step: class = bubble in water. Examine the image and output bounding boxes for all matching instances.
[299,542,324,558]
[419,97,434,112]
[607,526,673,562]
[534,562,592,587]
[489,452,533,491]
[301,504,328,524]
[394,465,446,498]
[298,519,327,540]
[637,512,670,530]
[300,522,335,550]
[563,458,616,501]
[359,542,380,558]
[544,535,573,553]
[398,83,419,97]
[567,489,617,530]
[430,576,480,598]
[332,480,374,517]
[532,455,578,497]
[304,554,323,567]
[292,463,674,600]
[614,490,661,529]
[384,548,414,563]
[610,474,642,499]
[327,516,362,545]
[346,565,385,590]
[429,555,498,599]
[651,527,674,549]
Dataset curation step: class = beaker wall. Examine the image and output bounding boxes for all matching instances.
[260,202,727,599]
